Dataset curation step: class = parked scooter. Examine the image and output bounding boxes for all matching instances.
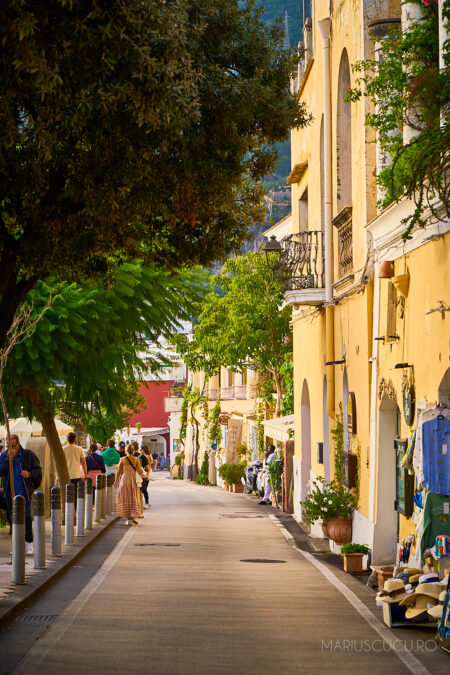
[241,460,263,495]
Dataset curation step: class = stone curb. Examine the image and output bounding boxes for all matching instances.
[0,514,119,627]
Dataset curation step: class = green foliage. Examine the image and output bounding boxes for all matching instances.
[300,477,356,525]
[173,251,292,414]
[340,543,370,555]
[331,403,344,485]
[179,386,192,446]
[195,452,210,485]
[0,0,309,349]
[267,457,284,494]
[346,0,449,235]
[280,354,294,416]
[174,452,185,466]
[256,402,266,456]
[218,460,246,486]
[3,262,203,429]
[208,398,222,447]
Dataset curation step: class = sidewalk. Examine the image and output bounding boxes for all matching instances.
[0,512,118,626]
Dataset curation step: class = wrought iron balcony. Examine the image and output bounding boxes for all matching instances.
[332,206,353,279]
[277,230,325,306]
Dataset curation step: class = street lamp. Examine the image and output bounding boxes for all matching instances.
[263,235,282,269]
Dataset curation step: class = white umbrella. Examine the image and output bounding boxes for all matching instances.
[8,417,73,436]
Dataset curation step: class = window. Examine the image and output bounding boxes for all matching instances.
[299,188,308,232]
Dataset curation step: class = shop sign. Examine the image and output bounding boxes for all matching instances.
[403,383,415,427]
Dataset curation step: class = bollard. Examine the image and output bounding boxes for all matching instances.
[33,491,46,569]
[85,478,93,531]
[105,475,111,516]
[12,495,26,585]
[100,474,107,519]
[109,474,116,512]
[76,479,85,537]
[65,483,75,545]
[51,487,62,557]
[94,474,102,523]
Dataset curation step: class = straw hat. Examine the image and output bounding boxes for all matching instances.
[427,591,448,619]
[379,579,410,604]
[405,595,439,620]
[409,572,439,584]
[400,583,442,605]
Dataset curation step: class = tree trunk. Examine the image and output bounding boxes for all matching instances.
[273,369,283,418]
[27,387,71,488]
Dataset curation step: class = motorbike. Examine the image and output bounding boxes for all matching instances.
[241,459,263,495]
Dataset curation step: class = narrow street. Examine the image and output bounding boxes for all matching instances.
[0,476,444,675]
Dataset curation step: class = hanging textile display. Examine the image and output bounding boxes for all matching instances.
[413,404,450,490]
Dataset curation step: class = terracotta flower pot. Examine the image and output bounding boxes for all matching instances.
[343,552,364,573]
[378,260,394,278]
[232,484,244,493]
[323,516,352,544]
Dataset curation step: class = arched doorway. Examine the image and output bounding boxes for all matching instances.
[300,380,311,515]
[373,395,399,563]
[336,49,352,210]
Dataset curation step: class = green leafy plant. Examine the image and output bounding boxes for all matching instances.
[300,477,356,525]
[208,398,222,448]
[331,403,344,484]
[345,0,449,236]
[340,543,370,555]
[218,461,246,486]
[195,452,210,485]
[174,452,185,467]
[280,354,294,416]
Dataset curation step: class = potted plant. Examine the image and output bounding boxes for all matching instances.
[218,461,246,492]
[300,477,356,544]
[340,543,370,573]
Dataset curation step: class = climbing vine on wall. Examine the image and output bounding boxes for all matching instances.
[208,398,222,448]
[331,402,344,485]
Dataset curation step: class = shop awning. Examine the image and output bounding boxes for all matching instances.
[262,414,295,443]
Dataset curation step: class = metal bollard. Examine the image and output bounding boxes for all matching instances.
[65,483,74,545]
[85,478,93,531]
[105,474,112,515]
[33,491,46,569]
[12,495,26,585]
[100,474,107,519]
[51,487,62,556]
[76,480,85,537]
[94,474,102,523]
[109,474,116,512]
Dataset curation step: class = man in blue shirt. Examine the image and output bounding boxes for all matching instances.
[0,434,42,555]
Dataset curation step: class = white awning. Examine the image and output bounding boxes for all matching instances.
[262,414,295,442]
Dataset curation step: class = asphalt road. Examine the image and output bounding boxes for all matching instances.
[1,476,448,674]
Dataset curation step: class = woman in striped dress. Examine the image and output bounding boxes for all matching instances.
[114,444,145,525]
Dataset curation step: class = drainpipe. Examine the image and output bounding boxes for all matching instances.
[318,17,335,419]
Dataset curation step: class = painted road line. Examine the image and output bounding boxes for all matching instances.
[12,525,136,674]
[269,516,431,675]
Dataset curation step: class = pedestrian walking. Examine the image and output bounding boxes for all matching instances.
[62,432,88,505]
[118,441,126,458]
[151,450,159,471]
[86,443,106,503]
[0,434,42,555]
[140,445,152,509]
[133,444,150,514]
[114,444,145,526]
[102,440,120,477]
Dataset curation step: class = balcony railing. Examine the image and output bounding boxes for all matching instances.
[248,384,258,399]
[332,207,353,278]
[234,385,247,400]
[209,388,220,401]
[221,386,234,400]
[279,230,325,291]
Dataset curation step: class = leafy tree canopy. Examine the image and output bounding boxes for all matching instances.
[0,0,309,347]
[346,0,449,235]
[173,251,292,415]
[1,262,205,483]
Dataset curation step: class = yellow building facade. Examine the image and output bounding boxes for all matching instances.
[287,0,449,564]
